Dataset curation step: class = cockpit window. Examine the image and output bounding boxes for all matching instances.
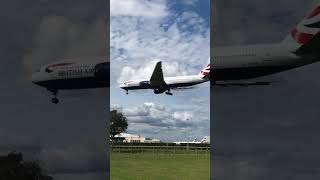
[45,68,53,73]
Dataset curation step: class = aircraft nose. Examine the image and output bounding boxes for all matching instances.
[31,73,41,85]
[119,83,125,89]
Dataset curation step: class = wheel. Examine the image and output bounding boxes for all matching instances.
[165,92,173,96]
[51,98,59,104]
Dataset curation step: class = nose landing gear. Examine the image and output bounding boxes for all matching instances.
[48,89,59,104]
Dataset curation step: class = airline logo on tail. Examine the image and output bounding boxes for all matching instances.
[199,64,211,78]
[291,5,320,45]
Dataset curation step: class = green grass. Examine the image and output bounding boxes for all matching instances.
[110,152,210,180]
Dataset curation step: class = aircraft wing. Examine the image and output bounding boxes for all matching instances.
[150,61,167,86]
[172,87,196,90]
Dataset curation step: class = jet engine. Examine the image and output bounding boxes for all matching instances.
[139,81,151,88]
[94,62,109,84]
[154,88,165,94]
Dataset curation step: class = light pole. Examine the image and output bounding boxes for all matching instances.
[187,118,189,152]
[167,126,169,147]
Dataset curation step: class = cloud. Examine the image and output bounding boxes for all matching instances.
[213,0,313,46]
[182,0,200,5]
[112,101,209,141]
[117,60,185,84]
[110,0,210,142]
[213,0,320,179]
[23,16,107,73]
[110,1,209,87]
[39,140,107,174]
[1,1,109,179]
[0,130,42,160]
[110,0,168,18]
[0,130,107,176]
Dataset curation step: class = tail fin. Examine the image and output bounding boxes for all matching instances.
[282,2,320,54]
[198,64,211,79]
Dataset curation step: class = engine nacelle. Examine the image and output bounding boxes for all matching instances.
[154,88,165,94]
[94,62,109,82]
[139,81,151,88]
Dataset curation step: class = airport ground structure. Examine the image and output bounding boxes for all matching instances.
[110,143,210,155]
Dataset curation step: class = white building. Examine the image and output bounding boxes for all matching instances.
[114,133,160,143]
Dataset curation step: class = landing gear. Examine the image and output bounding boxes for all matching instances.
[48,89,59,104]
[126,90,128,95]
[51,97,59,104]
[165,90,173,96]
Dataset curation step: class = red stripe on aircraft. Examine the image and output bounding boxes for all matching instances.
[201,71,209,76]
[47,63,74,68]
[291,28,314,44]
[306,6,320,19]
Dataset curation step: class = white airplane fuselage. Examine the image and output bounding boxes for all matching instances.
[119,61,211,95]
[212,43,318,81]
[32,60,109,89]
[212,2,320,82]
[120,75,208,91]
[31,59,109,103]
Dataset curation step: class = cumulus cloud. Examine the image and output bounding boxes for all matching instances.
[0,130,42,160]
[182,0,200,5]
[39,140,106,174]
[213,0,313,46]
[117,60,185,84]
[1,0,109,180]
[112,101,209,141]
[110,0,209,87]
[110,0,168,18]
[23,16,107,73]
[110,0,209,143]
[213,0,320,179]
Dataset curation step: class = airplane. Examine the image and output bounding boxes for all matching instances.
[119,61,211,95]
[31,59,109,104]
[174,136,210,145]
[211,2,320,86]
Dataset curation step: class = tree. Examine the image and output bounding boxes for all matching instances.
[110,110,128,142]
[0,152,53,180]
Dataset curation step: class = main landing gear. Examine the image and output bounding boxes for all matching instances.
[49,89,59,104]
[126,90,128,95]
[165,90,173,96]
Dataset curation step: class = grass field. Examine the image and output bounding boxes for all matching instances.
[110,152,210,180]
